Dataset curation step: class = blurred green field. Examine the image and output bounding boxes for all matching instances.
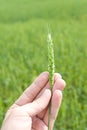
[0,0,87,129]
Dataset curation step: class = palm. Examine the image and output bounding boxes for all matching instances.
[8,105,48,130]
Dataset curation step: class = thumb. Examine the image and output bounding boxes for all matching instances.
[22,89,51,117]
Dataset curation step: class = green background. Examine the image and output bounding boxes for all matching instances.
[0,0,87,129]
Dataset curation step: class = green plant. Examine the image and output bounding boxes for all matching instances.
[48,33,55,130]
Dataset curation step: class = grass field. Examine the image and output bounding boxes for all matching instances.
[0,0,87,129]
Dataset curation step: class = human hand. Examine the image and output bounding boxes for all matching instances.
[1,72,66,130]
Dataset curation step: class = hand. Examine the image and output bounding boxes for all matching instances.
[1,72,66,130]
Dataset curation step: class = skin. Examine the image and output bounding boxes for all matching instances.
[1,72,66,130]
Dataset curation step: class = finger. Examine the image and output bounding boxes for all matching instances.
[54,73,62,80]
[35,82,50,119]
[36,72,62,100]
[50,90,62,129]
[15,72,62,107]
[53,77,66,92]
[32,117,48,130]
[21,89,51,117]
[15,72,49,106]
[36,73,62,119]
[43,90,62,129]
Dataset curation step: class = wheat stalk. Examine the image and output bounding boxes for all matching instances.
[48,33,55,130]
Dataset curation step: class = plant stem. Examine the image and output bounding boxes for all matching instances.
[48,33,55,130]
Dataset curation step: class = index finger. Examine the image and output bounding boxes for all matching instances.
[15,72,49,106]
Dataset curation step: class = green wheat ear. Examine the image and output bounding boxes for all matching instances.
[48,33,55,89]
